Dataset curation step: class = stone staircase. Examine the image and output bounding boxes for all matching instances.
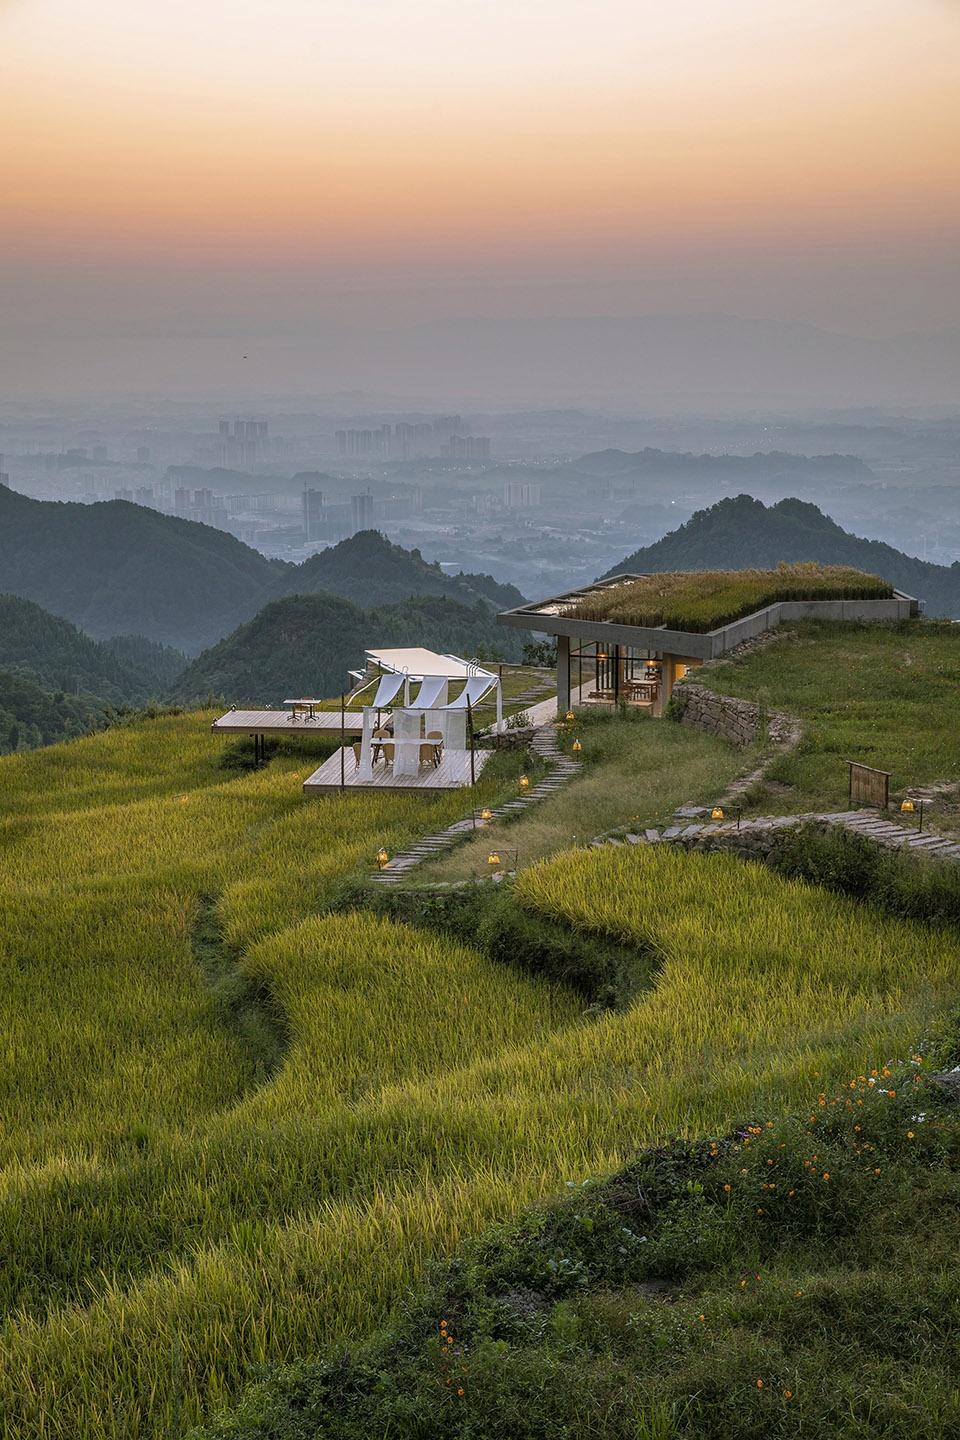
[592,809,960,862]
[367,722,582,886]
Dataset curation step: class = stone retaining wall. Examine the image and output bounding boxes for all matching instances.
[673,681,794,750]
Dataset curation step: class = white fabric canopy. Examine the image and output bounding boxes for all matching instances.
[371,672,405,709]
[445,677,493,710]
[411,676,449,710]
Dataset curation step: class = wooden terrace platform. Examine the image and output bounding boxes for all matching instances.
[303,747,491,794]
[212,709,364,736]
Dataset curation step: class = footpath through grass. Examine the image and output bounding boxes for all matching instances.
[415,708,747,883]
[700,619,960,818]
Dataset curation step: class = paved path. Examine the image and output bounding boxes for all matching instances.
[368,722,582,885]
[592,809,960,860]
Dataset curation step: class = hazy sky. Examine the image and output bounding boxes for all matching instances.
[2,0,959,404]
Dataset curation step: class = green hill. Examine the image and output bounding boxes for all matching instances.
[270,530,525,610]
[0,594,185,703]
[0,489,522,653]
[603,494,960,616]
[0,668,114,754]
[0,486,282,652]
[170,590,522,703]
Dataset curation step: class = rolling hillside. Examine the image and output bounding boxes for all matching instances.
[0,595,185,702]
[0,488,522,652]
[268,530,525,611]
[604,494,960,617]
[170,591,522,703]
[0,486,281,651]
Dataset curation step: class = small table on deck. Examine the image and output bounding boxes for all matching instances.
[284,698,322,721]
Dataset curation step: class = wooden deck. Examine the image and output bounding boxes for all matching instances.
[303,747,490,794]
[212,709,364,736]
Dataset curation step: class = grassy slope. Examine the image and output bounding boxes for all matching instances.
[415,708,746,883]
[0,716,577,1437]
[197,843,960,1439]
[697,619,960,818]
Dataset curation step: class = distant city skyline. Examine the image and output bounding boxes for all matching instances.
[2,0,958,403]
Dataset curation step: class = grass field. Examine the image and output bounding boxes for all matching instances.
[4,711,958,1439]
[570,565,891,632]
[699,619,960,818]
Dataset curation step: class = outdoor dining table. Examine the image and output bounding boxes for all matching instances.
[283,698,321,720]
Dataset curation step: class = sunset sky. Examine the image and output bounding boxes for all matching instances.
[2,0,959,402]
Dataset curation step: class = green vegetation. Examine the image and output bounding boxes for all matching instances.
[0,485,282,651]
[272,530,524,611]
[414,708,746,883]
[200,1048,960,1440]
[197,841,960,1438]
[603,493,960,619]
[0,488,523,653]
[572,562,891,633]
[698,618,960,816]
[169,592,523,704]
[6,725,957,1440]
[0,593,186,702]
[0,666,114,753]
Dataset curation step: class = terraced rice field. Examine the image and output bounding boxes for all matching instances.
[2,715,957,1438]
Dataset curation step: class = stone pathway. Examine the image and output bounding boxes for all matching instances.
[367,722,582,886]
[593,809,960,862]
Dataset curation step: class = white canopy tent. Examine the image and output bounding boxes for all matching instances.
[353,648,503,780]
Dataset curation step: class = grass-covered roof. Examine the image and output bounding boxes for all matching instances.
[569,562,893,633]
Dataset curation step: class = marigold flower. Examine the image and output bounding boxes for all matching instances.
[723,1183,732,1192]
[907,1130,915,1139]
[822,1172,830,1181]
[756,1379,764,1389]
[887,1089,896,1098]
[457,1387,465,1397]
[784,1389,793,1399]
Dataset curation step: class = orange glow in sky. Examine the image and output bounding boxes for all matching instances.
[1,0,958,397]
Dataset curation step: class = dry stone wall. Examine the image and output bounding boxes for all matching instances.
[673,681,794,750]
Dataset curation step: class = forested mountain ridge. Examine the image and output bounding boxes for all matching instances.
[0,488,523,652]
[0,595,185,702]
[0,487,282,651]
[170,591,522,704]
[268,531,525,611]
[604,495,960,617]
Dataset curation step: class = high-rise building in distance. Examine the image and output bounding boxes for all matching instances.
[351,492,375,530]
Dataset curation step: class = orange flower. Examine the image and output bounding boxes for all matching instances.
[822,1172,830,1181]
[756,1379,764,1389]
[887,1089,896,1098]
[723,1183,732,1193]
[784,1389,793,1399]
[457,1387,465,1397]
[698,1313,706,1322]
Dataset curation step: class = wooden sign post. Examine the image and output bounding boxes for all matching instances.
[847,761,890,809]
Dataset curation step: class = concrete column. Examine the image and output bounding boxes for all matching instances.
[556,634,571,715]
[653,653,677,718]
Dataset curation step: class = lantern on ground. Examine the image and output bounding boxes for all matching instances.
[519,774,530,791]
[376,847,389,870]
[480,807,493,822]
[900,798,915,814]
[487,852,501,868]
[711,806,725,821]
[564,711,575,723]
[572,739,583,754]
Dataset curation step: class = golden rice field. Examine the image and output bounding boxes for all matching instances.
[2,714,957,1438]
